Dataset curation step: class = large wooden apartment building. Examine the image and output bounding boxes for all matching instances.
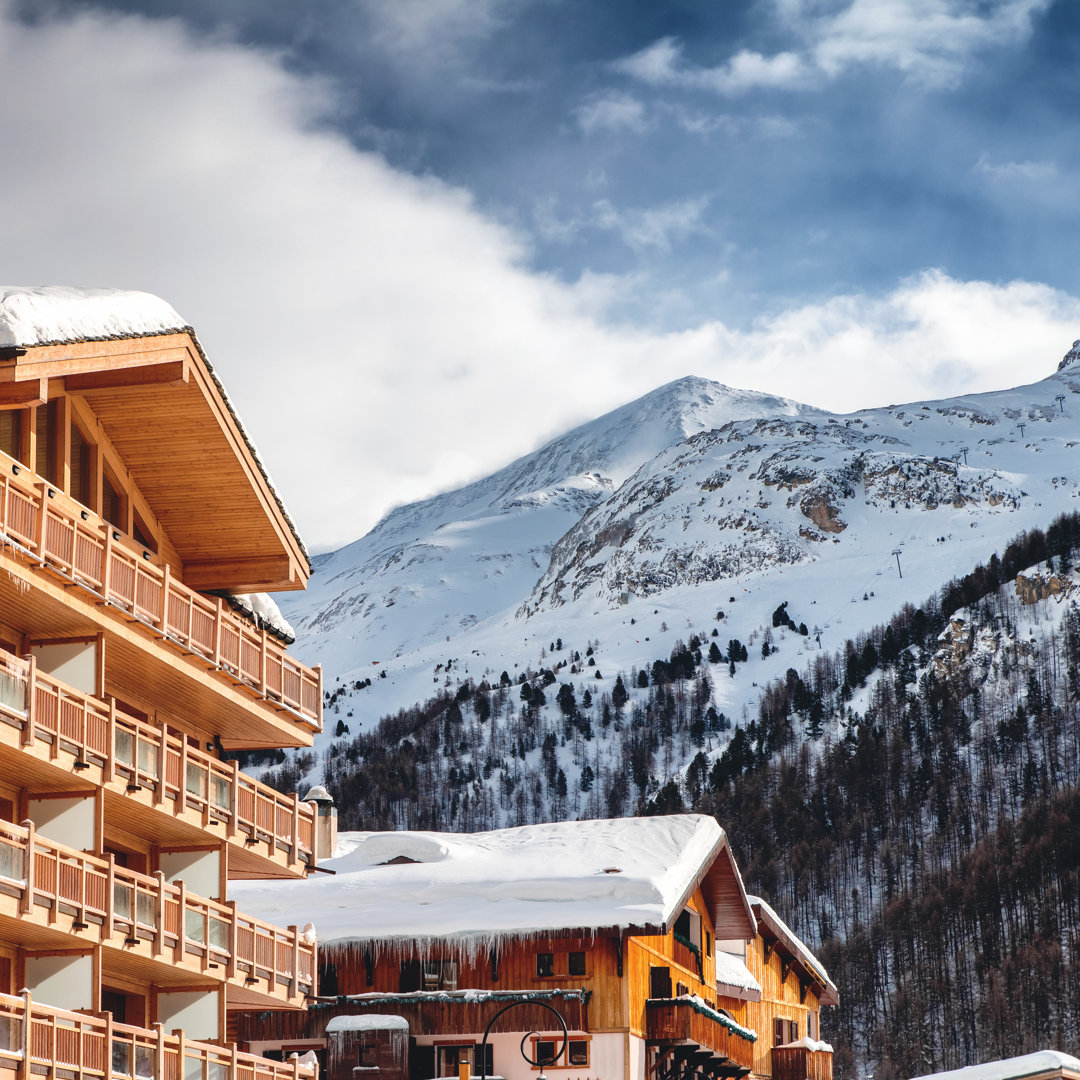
[0,287,322,1080]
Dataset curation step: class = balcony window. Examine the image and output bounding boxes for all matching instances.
[536,952,555,978]
[568,951,586,977]
[70,421,92,508]
[0,410,21,462]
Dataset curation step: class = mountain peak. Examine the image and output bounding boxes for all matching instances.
[1057,339,1080,371]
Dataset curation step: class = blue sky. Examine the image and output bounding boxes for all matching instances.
[5,0,1080,548]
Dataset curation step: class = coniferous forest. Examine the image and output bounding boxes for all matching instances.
[257,511,1080,1079]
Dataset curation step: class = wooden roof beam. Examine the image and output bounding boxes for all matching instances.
[0,377,47,407]
[183,554,299,593]
[65,359,189,392]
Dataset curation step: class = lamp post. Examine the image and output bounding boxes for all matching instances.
[478,999,569,1080]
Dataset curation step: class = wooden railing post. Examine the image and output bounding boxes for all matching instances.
[103,1010,114,1079]
[104,698,117,784]
[227,900,239,981]
[20,820,34,914]
[155,1022,166,1080]
[259,634,268,697]
[33,485,46,559]
[18,988,31,1080]
[213,598,223,668]
[105,853,116,938]
[156,718,168,805]
[288,925,299,998]
[102,527,113,598]
[175,880,187,963]
[22,654,36,748]
[154,870,167,958]
[178,738,188,813]
[289,794,299,866]
[161,563,171,632]
[229,760,240,839]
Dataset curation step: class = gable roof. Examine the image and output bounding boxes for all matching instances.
[0,286,309,590]
[232,815,756,951]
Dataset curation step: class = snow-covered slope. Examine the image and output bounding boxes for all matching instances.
[283,343,1080,783]
[287,376,821,675]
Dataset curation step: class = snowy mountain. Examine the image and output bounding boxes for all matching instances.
[278,342,1080,786]
[286,376,822,675]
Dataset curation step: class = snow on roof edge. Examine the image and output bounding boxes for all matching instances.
[748,895,836,999]
[911,1051,1080,1080]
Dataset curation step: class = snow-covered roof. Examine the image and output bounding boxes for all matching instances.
[911,1052,1080,1080]
[715,948,762,1001]
[232,815,754,949]
[749,896,838,1006]
[0,287,187,347]
[0,286,309,573]
[325,1015,408,1034]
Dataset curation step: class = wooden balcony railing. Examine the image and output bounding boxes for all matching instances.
[0,820,316,1003]
[645,999,756,1071]
[0,651,315,871]
[773,1044,834,1080]
[0,989,316,1080]
[0,460,321,729]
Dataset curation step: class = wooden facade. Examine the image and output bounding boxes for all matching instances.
[234,830,763,1080]
[0,306,321,1080]
[713,900,838,1080]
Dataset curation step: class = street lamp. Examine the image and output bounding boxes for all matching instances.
[478,999,569,1080]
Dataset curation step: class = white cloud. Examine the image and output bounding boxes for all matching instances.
[615,0,1051,94]
[591,196,713,252]
[974,153,1058,183]
[576,91,650,134]
[1,3,1077,552]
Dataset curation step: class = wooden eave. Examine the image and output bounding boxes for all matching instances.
[2,332,309,592]
[669,833,757,944]
[752,903,838,1006]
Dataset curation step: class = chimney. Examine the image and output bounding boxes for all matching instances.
[303,785,337,860]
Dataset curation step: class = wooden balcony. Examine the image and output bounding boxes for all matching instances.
[773,1045,834,1080]
[0,460,321,745]
[0,651,314,879]
[0,989,316,1080]
[645,999,755,1073]
[0,821,315,1010]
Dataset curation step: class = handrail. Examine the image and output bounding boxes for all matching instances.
[0,820,316,998]
[0,988,316,1080]
[0,455,321,730]
[0,649,314,869]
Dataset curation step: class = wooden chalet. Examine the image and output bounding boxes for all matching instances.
[0,286,322,1080]
[713,899,837,1080]
[231,814,763,1080]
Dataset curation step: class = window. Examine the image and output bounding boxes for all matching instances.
[102,468,124,530]
[70,421,92,507]
[422,959,458,990]
[436,1044,492,1075]
[0,410,21,462]
[568,1041,589,1066]
[35,401,56,484]
[133,510,157,554]
[649,965,672,999]
[568,951,586,977]
[773,1019,799,1046]
[535,1041,557,1066]
[536,952,555,978]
